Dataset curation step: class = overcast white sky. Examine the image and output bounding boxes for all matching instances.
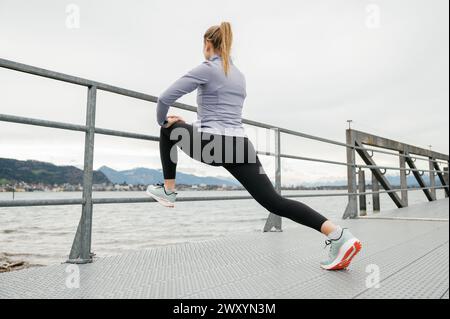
[0,0,448,185]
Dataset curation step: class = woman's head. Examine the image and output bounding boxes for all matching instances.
[203,22,233,76]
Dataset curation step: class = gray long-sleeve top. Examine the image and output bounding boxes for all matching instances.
[156,53,247,137]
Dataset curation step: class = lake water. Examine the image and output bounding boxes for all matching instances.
[0,189,446,266]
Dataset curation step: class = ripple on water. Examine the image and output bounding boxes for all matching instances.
[2,229,19,234]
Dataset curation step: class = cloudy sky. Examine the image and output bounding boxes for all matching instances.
[0,0,448,185]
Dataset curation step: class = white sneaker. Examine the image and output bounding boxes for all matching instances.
[145,183,177,208]
[320,229,362,271]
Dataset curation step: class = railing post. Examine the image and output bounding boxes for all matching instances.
[343,129,358,219]
[444,166,449,198]
[358,169,367,216]
[429,157,436,201]
[263,128,282,232]
[67,85,97,264]
[399,150,409,207]
[372,172,380,213]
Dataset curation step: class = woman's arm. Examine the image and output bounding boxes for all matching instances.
[156,61,212,127]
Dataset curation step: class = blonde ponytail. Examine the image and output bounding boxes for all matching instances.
[204,21,233,76]
[219,22,233,76]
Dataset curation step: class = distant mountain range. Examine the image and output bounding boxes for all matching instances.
[98,166,239,186]
[0,157,443,188]
[0,158,238,187]
[0,158,108,185]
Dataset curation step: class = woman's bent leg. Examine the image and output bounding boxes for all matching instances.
[159,122,223,182]
[160,126,178,180]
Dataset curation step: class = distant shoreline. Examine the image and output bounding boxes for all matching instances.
[2,185,426,193]
[0,185,352,193]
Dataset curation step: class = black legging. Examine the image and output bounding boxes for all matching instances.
[159,122,328,232]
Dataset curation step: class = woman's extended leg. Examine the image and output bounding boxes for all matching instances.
[223,157,330,233]
[223,156,362,270]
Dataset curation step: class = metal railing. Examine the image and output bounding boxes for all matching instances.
[1,58,449,264]
[343,129,449,218]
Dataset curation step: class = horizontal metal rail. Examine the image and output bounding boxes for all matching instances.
[350,146,448,165]
[1,185,446,208]
[277,126,448,164]
[0,113,159,141]
[269,151,448,174]
[355,185,448,196]
[0,198,85,207]
[355,164,441,175]
[0,113,87,132]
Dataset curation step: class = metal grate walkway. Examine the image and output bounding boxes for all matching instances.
[0,199,448,299]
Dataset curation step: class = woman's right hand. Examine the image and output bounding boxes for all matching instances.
[165,115,185,128]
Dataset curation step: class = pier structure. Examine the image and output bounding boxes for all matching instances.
[0,58,448,298]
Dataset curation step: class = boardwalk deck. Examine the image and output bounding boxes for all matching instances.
[0,199,448,299]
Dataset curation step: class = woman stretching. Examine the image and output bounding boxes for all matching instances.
[146,22,362,271]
